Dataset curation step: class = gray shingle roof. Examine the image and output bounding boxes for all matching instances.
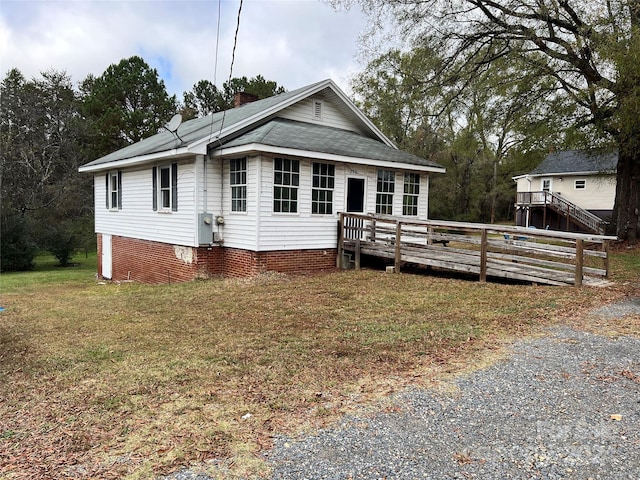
[81,81,330,168]
[530,150,618,175]
[79,78,444,173]
[221,118,444,169]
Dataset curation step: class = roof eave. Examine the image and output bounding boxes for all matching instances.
[78,146,193,173]
[525,169,616,177]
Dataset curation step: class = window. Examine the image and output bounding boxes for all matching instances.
[106,171,121,210]
[574,179,586,190]
[312,162,335,214]
[152,163,178,211]
[230,158,247,212]
[403,173,420,216]
[542,178,552,192]
[273,158,299,213]
[376,170,395,215]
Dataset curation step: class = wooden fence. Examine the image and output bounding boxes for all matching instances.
[337,213,617,287]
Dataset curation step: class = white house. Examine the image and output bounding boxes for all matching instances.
[513,149,617,234]
[79,79,445,283]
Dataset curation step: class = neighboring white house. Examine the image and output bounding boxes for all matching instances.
[513,149,617,234]
[79,79,445,283]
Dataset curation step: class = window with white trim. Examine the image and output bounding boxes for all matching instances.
[230,157,247,212]
[273,158,299,213]
[152,163,178,211]
[106,170,122,210]
[542,178,552,192]
[376,170,395,215]
[574,179,586,190]
[403,173,420,216]
[312,162,335,214]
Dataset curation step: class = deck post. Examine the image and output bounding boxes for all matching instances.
[370,218,376,242]
[602,240,610,279]
[575,238,584,287]
[355,238,361,270]
[337,214,345,269]
[480,228,488,282]
[394,221,402,273]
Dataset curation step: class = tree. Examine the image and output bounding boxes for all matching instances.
[81,56,178,158]
[340,0,640,241]
[1,68,91,270]
[181,75,286,119]
[352,40,571,223]
[182,79,226,119]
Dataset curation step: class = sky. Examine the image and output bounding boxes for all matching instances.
[0,0,371,98]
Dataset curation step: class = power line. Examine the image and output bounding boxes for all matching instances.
[216,0,244,141]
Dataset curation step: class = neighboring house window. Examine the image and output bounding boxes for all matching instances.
[574,179,586,190]
[273,158,299,213]
[152,163,178,211]
[376,170,395,215]
[106,171,122,210]
[542,178,552,192]
[312,162,335,214]
[403,173,420,216]
[230,157,247,212]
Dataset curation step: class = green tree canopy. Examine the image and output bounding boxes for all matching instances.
[1,68,92,269]
[81,56,178,158]
[181,74,286,119]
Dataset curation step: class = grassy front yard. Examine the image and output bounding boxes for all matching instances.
[1,248,639,479]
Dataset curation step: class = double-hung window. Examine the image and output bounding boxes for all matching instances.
[574,179,586,190]
[106,171,122,210]
[230,158,247,212]
[152,163,178,211]
[312,162,334,214]
[376,170,395,215]
[273,158,299,213]
[403,173,420,216]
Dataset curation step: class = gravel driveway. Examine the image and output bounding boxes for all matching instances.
[166,300,640,480]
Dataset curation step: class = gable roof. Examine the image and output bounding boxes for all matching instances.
[79,79,422,173]
[526,150,618,177]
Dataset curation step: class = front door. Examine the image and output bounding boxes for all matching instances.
[346,177,365,213]
[101,234,112,279]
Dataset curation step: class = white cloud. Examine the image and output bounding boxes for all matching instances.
[0,0,367,97]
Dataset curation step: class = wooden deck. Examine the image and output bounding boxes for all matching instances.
[337,214,616,287]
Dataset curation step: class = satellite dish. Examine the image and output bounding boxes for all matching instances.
[166,114,183,133]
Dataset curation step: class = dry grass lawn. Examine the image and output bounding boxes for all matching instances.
[1,246,639,479]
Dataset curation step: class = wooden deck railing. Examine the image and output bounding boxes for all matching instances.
[338,213,617,287]
[516,191,607,234]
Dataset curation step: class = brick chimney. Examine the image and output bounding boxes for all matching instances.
[234,92,259,108]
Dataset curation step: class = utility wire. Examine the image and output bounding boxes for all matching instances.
[215,0,243,145]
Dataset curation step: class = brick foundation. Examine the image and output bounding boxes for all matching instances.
[98,235,337,283]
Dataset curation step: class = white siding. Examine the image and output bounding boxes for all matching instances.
[279,95,363,133]
[218,155,259,250]
[94,158,199,247]
[552,174,616,210]
[253,157,431,251]
[515,176,532,193]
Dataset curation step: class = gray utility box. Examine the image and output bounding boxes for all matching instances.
[198,212,214,245]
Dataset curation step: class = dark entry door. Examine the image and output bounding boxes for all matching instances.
[346,178,365,213]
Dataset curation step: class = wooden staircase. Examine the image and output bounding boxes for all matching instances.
[516,191,607,235]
